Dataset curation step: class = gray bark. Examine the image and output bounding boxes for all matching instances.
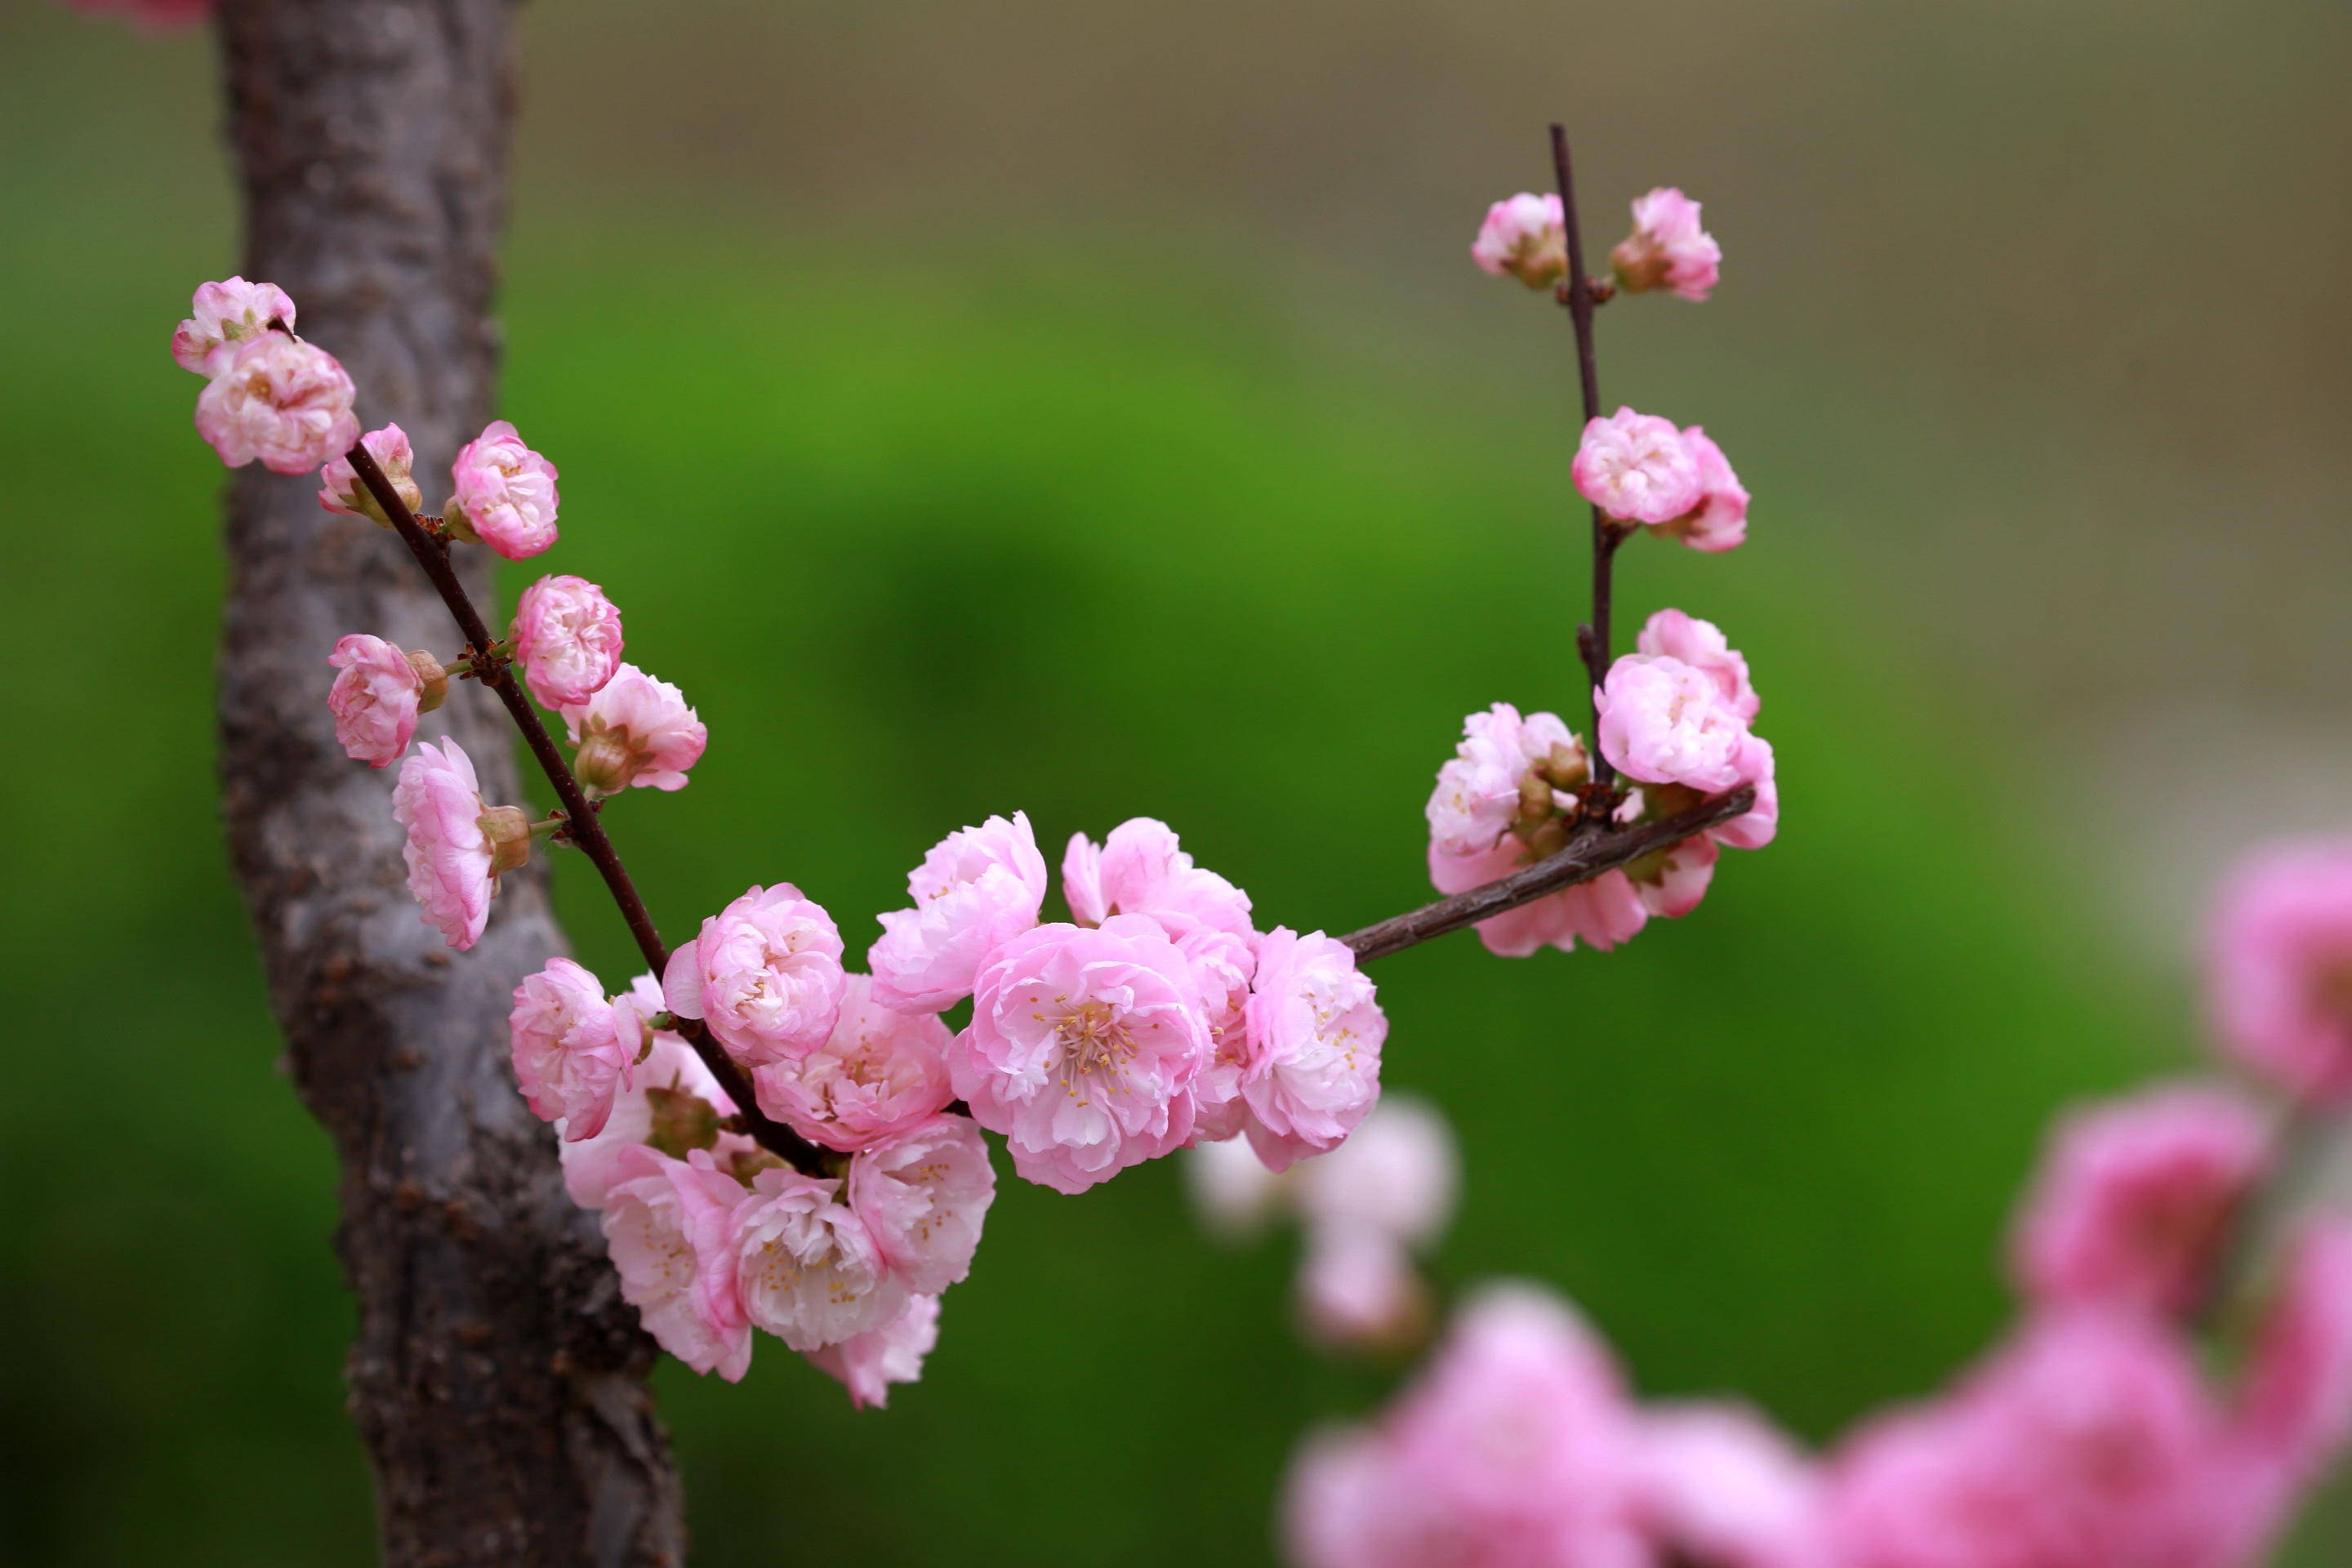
[212,2,685,1562]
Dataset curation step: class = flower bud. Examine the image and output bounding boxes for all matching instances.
[1471,194,1568,290]
[478,804,536,880]
[406,648,450,713]
[1542,741,1591,791]
[445,419,560,560]
[572,730,638,797]
[646,1084,724,1158]
[1609,187,1722,302]
[318,424,425,528]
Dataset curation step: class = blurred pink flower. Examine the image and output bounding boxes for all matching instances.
[847,1112,996,1294]
[1297,1223,1428,1353]
[733,1166,904,1352]
[2237,1217,2352,1485]
[1062,817,1254,939]
[600,1145,754,1382]
[171,277,294,376]
[1470,193,1568,290]
[317,423,421,525]
[1239,928,1386,1172]
[1293,1094,1459,1250]
[194,332,359,475]
[1597,652,1753,793]
[560,663,706,795]
[951,915,1209,1194]
[444,419,559,559]
[1636,609,1758,722]
[1611,187,1722,301]
[1424,703,1587,859]
[509,957,631,1142]
[1428,836,1650,956]
[664,883,846,1068]
[326,634,425,767]
[510,575,624,710]
[753,973,953,1151]
[1573,408,1703,526]
[1650,426,1748,553]
[2011,1082,2270,1316]
[1633,1404,1824,1568]
[804,1294,941,1411]
[869,812,1048,1012]
[2203,836,2352,1099]
[391,737,495,950]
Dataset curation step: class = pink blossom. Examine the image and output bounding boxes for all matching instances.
[846,1112,996,1294]
[1238,928,1385,1172]
[1625,833,1719,919]
[1186,1134,1291,1240]
[1297,1223,1428,1354]
[753,973,953,1151]
[326,634,431,767]
[1650,426,1748,553]
[1636,609,1757,721]
[193,332,361,476]
[1572,408,1703,526]
[2203,835,2352,1099]
[951,915,1209,1194]
[509,957,632,1142]
[391,738,496,950]
[1428,836,1649,956]
[317,423,423,526]
[804,1294,941,1410]
[563,978,741,1209]
[1633,1405,1823,1568]
[1596,653,1752,792]
[171,277,295,376]
[869,813,1049,1012]
[444,419,560,559]
[2237,1218,2352,1483]
[1293,1094,1458,1250]
[1470,193,1568,291]
[1168,915,1259,1143]
[510,575,624,710]
[663,884,847,1068]
[2011,1083,2270,1316]
[731,1166,905,1352]
[560,664,706,795]
[1424,704,1588,859]
[600,1145,755,1381]
[1709,733,1780,852]
[1062,817,1254,939]
[1610,188,1722,302]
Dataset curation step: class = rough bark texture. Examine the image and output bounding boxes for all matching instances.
[212,2,686,1562]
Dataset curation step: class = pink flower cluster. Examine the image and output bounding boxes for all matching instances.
[1425,612,1773,958]
[174,279,360,477]
[1611,188,1723,301]
[522,968,994,1404]
[1574,408,1749,552]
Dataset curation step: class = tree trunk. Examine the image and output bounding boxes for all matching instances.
[212,2,685,1562]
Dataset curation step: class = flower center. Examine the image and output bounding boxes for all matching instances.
[1056,999,1136,1100]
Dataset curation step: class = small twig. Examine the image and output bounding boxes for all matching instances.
[343,442,822,1174]
[1341,788,1754,962]
[2194,1098,2341,1333]
[1549,124,1622,784]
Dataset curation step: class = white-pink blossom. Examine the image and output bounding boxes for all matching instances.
[1185,1134,1291,1241]
[1652,426,1748,553]
[1633,1405,1823,1568]
[1428,836,1650,957]
[951,915,1209,1194]
[172,277,296,376]
[868,812,1049,1013]
[1168,915,1259,1143]
[731,1166,905,1352]
[1610,188,1722,302]
[2203,836,2352,1100]
[846,1112,996,1294]
[326,634,433,768]
[560,664,706,795]
[1298,1223,1428,1354]
[1636,609,1757,722]
[804,1294,941,1411]
[1424,703,1588,859]
[1596,653,1753,793]
[1293,1094,1458,1250]
[600,1145,754,1381]
[753,973,954,1152]
[1238,928,1385,1172]
[317,423,423,525]
[444,418,560,559]
[664,884,846,1069]
[1062,817,1254,939]
[1572,408,1703,526]
[1470,193,1568,290]
[194,332,361,476]
[509,957,632,1142]
[510,575,625,710]
[391,737,497,951]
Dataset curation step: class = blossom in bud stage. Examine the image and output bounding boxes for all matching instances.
[316,423,423,527]
[2010,1082,2270,1316]
[1572,408,1703,526]
[560,664,706,795]
[804,1294,941,1410]
[2238,1218,2352,1485]
[326,634,440,767]
[171,277,296,376]
[390,737,504,950]
[1062,817,1255,940]
[1186,1133,1292,1241]
[1596,652,1754,793]
[731,1166,906,1352]
[846,1113,996,1294]
[868,812,1049,1013]
[510,575,625,710]
[1237,929,1385,1172]
[951,915,1210,1194]
[509,957,634,1141]
[1631,1405,1824,1568]
[1469,193,1568,290]
[563,977,743,1209]
[600,1144,755,1381]
[1649,426,1748,553]
[1636,609,1758,722]
[194,332,361,475]
[443,419,560,559]
[1428,835,1649,956]
[1297,1223,1430,1355]
[1610,187,1722,302]
[1293,1094,1459,1251]
[2203,835,2352,1099]
[1168,915,1259,1142]
[1424,703,1587,860]
[753,973,954,1151]
[664,884,847,1068]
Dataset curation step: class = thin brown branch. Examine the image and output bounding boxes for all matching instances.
[1549,122,1622,786]
[1341,788,1755,962]
[344,443,822,1173]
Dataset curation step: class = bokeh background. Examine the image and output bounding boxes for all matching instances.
[6,0,2352,1561]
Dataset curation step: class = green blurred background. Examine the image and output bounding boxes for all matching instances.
[5,0,2350,1561]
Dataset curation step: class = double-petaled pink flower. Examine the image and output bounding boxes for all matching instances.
[1652,426,1749,552]
[1236,928,1386,1172]
[847,1113,996,1294]
[731,1166,904,1353]
[445,419,560,559]
[561,976,743,1210]
[1597,652,1753,793]
[171,277,296,376]
[803,1294,942,1410]
[317,423,423,526]
[560,663,706,795]
[510,575,625,710]
[868,813,1049,1013]
[664,884,847,1068]
[326,634,445,768]
[194,331,361,476]
[600,1144,755,1382]
[1470,193,1568,291]
[509,957,634,1142]
[1423,703,1588,860]
[1062,817,1255,939]
[391,737,500,950]
[1636,610,1758,722]
[752,973,955,1151]
[1573,408,1704,526]
[2204,835,2352,1100]
[1610,187,1722,302]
